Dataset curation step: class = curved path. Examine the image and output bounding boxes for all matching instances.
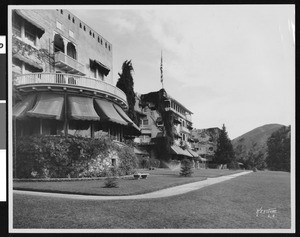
[14,171,252,200]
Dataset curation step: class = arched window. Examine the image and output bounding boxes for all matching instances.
[68,14,71,20]
[53,34,64,53]
[83,26,86,31]
[67,42,77,60]
[60,10,63,14]
[72,17,75,23]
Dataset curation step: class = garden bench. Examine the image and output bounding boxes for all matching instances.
[133,173,149,179]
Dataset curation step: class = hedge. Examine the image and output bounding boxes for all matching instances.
[14,135,138,178]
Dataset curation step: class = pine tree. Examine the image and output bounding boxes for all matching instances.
[180,158,193,177]
[214,124,236,166]
[266,125,291,171]
[116,60,138,125]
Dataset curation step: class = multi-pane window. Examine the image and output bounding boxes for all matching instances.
[142,119,149,126]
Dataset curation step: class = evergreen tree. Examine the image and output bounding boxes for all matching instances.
[244,142,266,170]
[266,125,291,172]
[214,124,235,166]
[116,60,138,125]
[180,158,193,177]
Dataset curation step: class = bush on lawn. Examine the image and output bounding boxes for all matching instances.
[180,158,193,177]
[14,135,137,178]
[117,145,138,175]
[139,156,150,169]
[104,167,119,188]
[149,158,160,168]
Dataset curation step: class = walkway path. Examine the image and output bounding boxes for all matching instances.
[14,171,252,200]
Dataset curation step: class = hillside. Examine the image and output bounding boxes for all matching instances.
[232,124,285,160]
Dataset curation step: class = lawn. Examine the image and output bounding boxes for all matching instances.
[13,168,242,196]
[13,171,291,229]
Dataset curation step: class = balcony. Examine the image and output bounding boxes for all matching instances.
[54,51,85,75]
[14,73,128,109]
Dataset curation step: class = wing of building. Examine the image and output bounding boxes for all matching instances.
[12,9,140,140]
[134,89,199,162]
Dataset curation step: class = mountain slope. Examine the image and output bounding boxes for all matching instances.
[232,124,285,160]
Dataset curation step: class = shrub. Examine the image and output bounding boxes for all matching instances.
[104,167,119,188]
[104,177,119,188]
[180,158,193,177]
[15,135,113,178]
[117,145,138,175]
[140,157,150,169]
[149,158,160,168]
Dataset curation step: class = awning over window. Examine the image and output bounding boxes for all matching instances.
[113,104,141,133]
[171,145,193,157]
[187,148,199,158]
[13,53,43,71]
[14,10,45,38]
[90,59,110,76]
[13,94,36,119]
[94,99,128,126]
[27,93,64,120]
[199,157,208,162]
[134,147,149,156]
[68,96,100,121]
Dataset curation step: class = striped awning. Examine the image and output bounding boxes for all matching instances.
[171,145,193,157]
[27,93,64,120]
[113,104,141,133]
[187,148,199,158]
[13,94,36,119]
[94,99,127,126]
[68,96,100,121]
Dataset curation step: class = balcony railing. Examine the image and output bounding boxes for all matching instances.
[15,72,128,106]
[54,51,85,75]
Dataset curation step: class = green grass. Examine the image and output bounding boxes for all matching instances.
[13,171,291,229]
[13,169,242,196]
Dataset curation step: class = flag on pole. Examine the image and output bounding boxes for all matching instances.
[160,51,163,86]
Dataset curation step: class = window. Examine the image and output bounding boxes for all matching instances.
[100,38,103,45]
[60,10,63,14]
[108,45,111,51]
[84,26,86,31]
[68,14,71,20]
[24,21,37,46]
[67,42,77,60]
[69,30,74,38]
[56,21,62,30]
[53,34,64,53]
[93,33,95,38]
[98,36,100,43]
[80,22,82,28]
[105,42,107,48]
[142,119,149,126]
[89,30,92,36]
[111,159,116,167]
[12,15,21,37]
[72,17,75,23]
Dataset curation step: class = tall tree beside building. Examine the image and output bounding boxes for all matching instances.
[266,125,291,172]
[214,124,236,166]
[116,60,138,125]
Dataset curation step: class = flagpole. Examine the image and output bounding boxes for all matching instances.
[160,50,164,89]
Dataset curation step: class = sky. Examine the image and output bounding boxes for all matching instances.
[71,5,295,139]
